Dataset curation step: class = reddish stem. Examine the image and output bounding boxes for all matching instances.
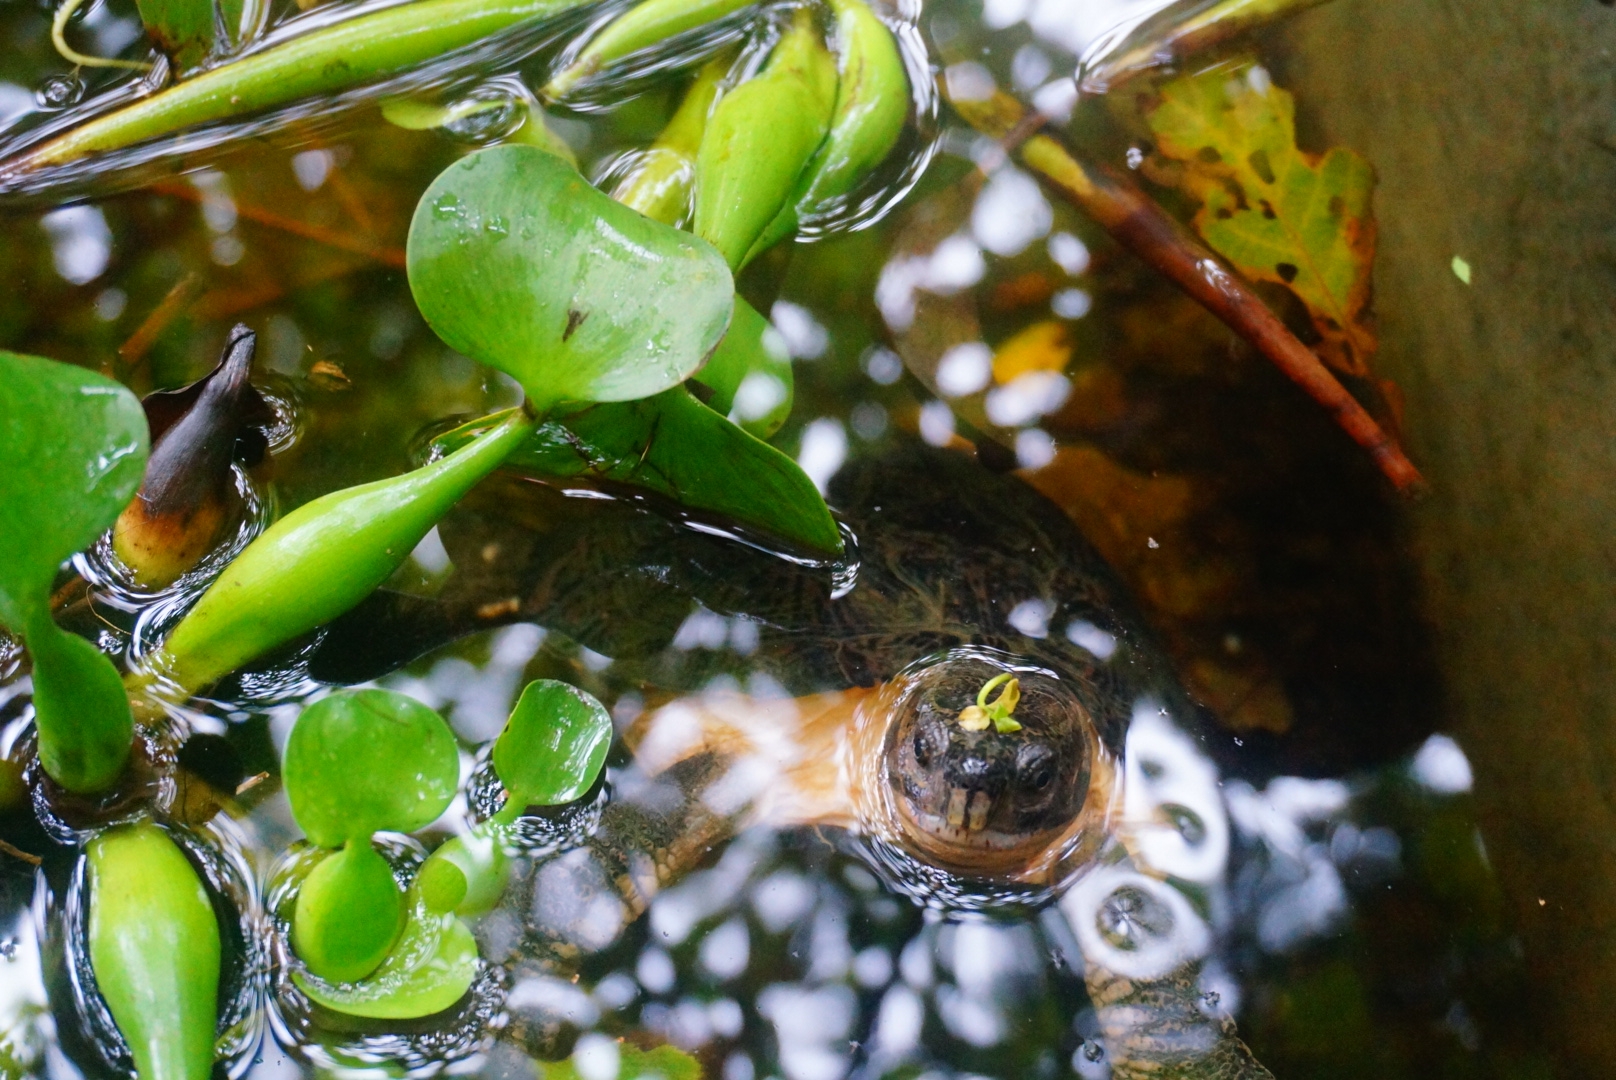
[950,89,1424,494]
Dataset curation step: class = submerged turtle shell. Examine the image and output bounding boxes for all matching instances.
[311,439,1185,751]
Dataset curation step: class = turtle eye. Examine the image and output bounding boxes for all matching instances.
[1017,744,1056,791]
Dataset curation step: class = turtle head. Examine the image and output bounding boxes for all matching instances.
[883,657,1092,864]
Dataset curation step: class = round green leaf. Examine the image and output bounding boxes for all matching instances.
[407,144,735,412]
[0,351,148,630]
[283,689,459,848]
[492,679,611,812]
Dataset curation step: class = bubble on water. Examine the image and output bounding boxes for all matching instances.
[36,74,83,109]
[442,93,524,144]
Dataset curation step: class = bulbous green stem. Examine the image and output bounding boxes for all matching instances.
[292,839,405,983]
[545,0,756,98]
[743,0,909,264]
[692,6,837,269]
[418,828,509,916]
[25,610,133,793]
[152,407,538,693]
[610,52,729,224]
[4,0,590,176]
[87,823,220,1080]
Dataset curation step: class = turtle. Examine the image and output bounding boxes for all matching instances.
[308,438,1274,1079]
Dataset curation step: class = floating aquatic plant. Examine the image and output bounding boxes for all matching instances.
[87,823,221,1080]
[283,688,459,985]
[0,350,148,794]
[419,678,611,916]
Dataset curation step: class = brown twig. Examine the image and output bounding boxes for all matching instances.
[948,89,1423,494]
[0,838,42,866]
[149,180,407,268]
[188,254,374,322]
[117,272,202,383]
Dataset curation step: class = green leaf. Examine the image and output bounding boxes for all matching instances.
[0,350,146,792]
[1143,62,1378,376]
[433,390,842,554]
[0,351,148,630]
[292,840,404,984]
[134,0,216,71]
[87,823,220,1080]
[693,296,794,439]
[492,679,611,814]
[539,1043,702,1080]
[407,145,734,412]
[283,689,459,848]
[293,881,477,1020]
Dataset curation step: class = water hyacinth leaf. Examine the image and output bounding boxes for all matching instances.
[283,689,459,848]
[492,679,611,812]
[691,296,793,438]
[0,350,146,792]
[693,7,837,269]
[87,823,220,1080]
[154,408,535,691]
[408,145,733,412]
[134,0,219,71]
[540,1044,702,1080]
[293,883,478,1019]
[1143,61,1378,376]
[292,840,405,983]
[432,392,842,554]
[0,350,148,630]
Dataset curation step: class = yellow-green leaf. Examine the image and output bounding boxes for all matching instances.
[538,1042,701,1080]
[1144,62,1377,376]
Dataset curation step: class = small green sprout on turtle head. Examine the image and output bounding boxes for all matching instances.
[958,673,1023,734]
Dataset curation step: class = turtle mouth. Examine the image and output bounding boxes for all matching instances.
[897,788,1041,851]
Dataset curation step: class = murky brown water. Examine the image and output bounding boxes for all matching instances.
[2,1,1602,1078]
